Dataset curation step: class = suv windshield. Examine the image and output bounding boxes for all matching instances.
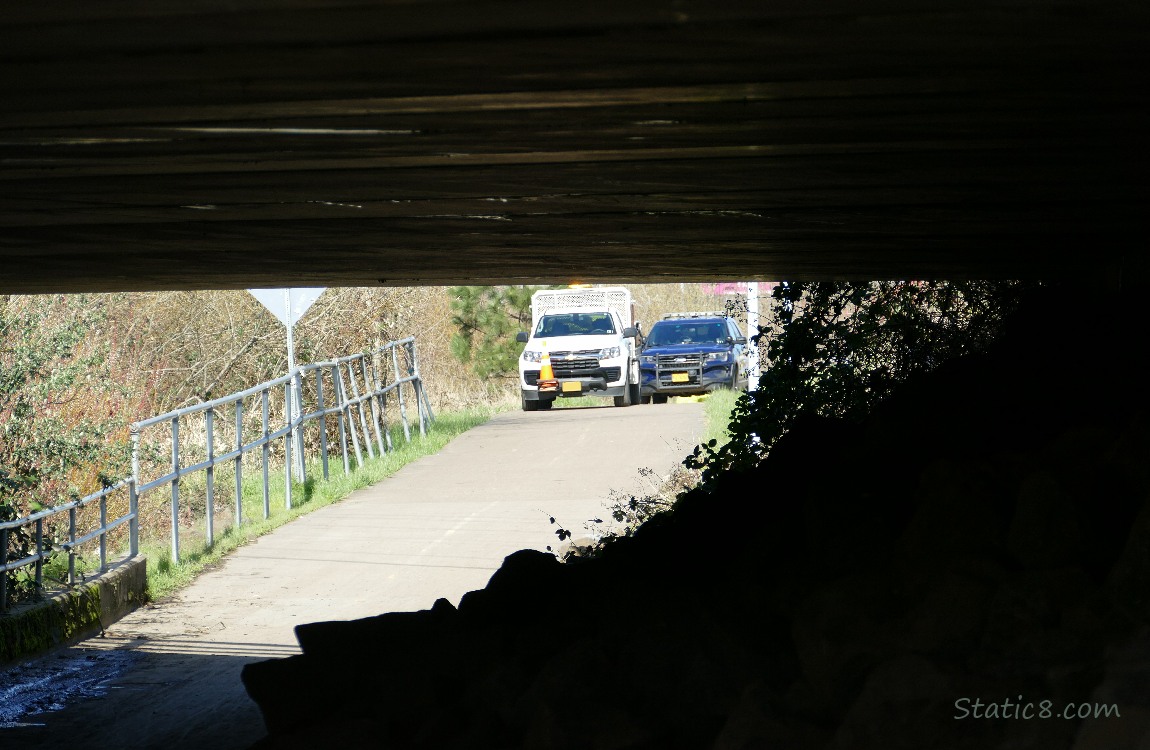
[535,312,616,337]
[646,320,728,346]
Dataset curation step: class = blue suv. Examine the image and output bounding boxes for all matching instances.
[638,312,752,403]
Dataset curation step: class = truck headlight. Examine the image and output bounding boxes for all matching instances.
[599,346,621,359]
[522,350,543,363]
[640,355,655,365]
[705,351,731,363]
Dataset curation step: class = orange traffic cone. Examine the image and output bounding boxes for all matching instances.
[538,343,558,392]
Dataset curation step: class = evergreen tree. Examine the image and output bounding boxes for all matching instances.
[449,286,550,380]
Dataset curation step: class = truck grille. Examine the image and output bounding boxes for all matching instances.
[553,358,600,376]
[524,366,621,386]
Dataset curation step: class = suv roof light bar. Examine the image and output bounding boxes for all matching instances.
[661,311,726,320]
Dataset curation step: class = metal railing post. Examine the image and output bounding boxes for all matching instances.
[415,339,436,424]
[294,369,307,485]
[234,399,244,528]
[129,480,138,558]
[408,340,427,437]
[261,389,270,519]
[333,364,350,474]
[68,506,77,586]
[363,357,386,456]
[35,518,44,591]
[130,427,140,557]
[170,416,181,564]
[1,527,8,614]
[337,363,364,467]
[284,382,293,510]
[348,357,375,459]
[392,346,411,443]
[205,408,215,548]
[316,368,330,481]
[377,349,393,452]
[99,494,108,573]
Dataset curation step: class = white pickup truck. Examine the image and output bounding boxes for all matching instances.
[515,287,642,411]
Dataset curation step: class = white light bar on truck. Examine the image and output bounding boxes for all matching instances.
[661,311,726,320]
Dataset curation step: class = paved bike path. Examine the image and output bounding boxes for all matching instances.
[2,403,704,749]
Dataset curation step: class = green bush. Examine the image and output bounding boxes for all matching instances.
[2,295,129,604]
[687,280,1037,483]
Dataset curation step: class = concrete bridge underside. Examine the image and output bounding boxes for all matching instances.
[1,0,1147,294]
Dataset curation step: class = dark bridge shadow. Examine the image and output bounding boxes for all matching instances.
[1,638,297,750]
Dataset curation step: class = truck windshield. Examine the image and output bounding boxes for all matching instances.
[646,321,727,346]
[535,312,616,336]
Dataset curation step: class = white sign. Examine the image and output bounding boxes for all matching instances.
[248,287,326,483]
[248,287,326,328]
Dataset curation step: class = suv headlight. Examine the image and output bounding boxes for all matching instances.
[522,349,543,363]
[599,346,621,359]
[705,351,731,363]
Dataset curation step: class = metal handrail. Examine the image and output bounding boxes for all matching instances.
[1,336,434,614]
[130,336,433,565]
[1,478,138,614]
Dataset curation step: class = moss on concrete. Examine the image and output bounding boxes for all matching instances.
[0,556,147,665]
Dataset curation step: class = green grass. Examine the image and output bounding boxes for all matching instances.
[700,388,743,449]
[139,406,498,601]
[551,395,616,408]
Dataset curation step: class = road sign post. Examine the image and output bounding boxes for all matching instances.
[249,288,326,482]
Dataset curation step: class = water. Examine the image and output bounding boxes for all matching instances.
[0,649,137,727]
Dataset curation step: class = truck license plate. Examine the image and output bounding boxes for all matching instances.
[561,381,582,393]
[671,373,689,383]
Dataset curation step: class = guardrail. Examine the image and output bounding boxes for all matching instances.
[1,336,433,614]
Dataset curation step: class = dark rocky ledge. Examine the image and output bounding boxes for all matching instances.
[242,285,1150,749]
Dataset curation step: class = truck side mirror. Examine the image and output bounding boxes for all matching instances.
[515,331,528,343]
[623,327,638,338]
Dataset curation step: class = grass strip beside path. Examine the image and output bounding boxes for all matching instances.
[698,388,742,450]
[141,406,499,602]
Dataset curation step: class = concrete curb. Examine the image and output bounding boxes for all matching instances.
[0,555,147,665]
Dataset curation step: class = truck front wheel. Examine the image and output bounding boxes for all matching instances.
[614,361,635,407]
[521,391,539,412]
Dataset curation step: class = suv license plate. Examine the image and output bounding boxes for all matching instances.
[561,381,582,393]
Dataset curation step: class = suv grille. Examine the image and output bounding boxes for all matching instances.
[656,353,703,367]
